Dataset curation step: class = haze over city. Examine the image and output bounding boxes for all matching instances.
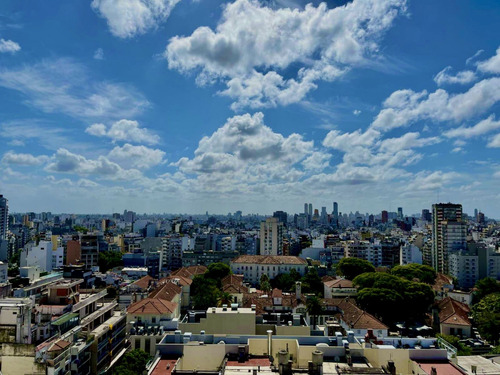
[0,0,499,216]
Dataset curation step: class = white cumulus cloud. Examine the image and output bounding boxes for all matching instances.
[108,143,166,169]
[1,151,49,166]
[166,0,406,109]
[476,46,500,74]
[443,115,500,139]
[92,0,181,38]
[0,38,20,53]
[434,66,476,86]
[371,77,500,131]
[86,119,160,145]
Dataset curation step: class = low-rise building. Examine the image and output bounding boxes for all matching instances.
[323,278,356,299]
[230,255,307,284]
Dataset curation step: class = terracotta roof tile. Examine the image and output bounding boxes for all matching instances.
[324,278,353,288]
[322,298,388,330]
[437,297,471,326]
[133,275,154,290]
[128,298,177,315]
[232,255,307,265]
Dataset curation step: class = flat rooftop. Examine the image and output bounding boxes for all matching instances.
[207,307,255,314]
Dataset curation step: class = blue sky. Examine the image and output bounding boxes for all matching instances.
[0,0,499,217]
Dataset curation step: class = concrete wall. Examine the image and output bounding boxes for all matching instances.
[364,347,413,375]
[179,311,256,335]
[276,325,310,336]
[178,344,226,371]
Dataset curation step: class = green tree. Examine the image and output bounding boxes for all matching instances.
[391,264,437,284]
[98,250,123,273]
[354,272,434,325]
[473,278,500,303]
[261,280,272,294]
[260,274,270,285]
[356,288,403,324]
[112,349,151,375]
[306,296,324,329]
[191,275,220,309]
[272,273,295,291]
[301,268,323,296]
[289,268,302,282]
[473,293,500,343]
[217,292,233,307]
[337,258,375,280]
[205,262,232,287]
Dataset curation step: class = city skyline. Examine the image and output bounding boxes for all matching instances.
[0,0,500,216]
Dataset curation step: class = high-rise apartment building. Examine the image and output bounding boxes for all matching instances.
[80,234,100,269]
[260,217,284,256]
[397,207,403,220]
[381,210,388,223]
[273,211,288,226]
[431,203,466,274]
[161,235,190,270]
[0,195,8,240]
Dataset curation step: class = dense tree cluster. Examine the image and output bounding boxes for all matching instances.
[473,292,500,343]
[190,263,232,309]
[391,264,437,284]
[353,272,434,325]
[111,349,150,375]
[98,250,123,273]
[336,258,375,280]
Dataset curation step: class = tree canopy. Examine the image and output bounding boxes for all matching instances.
[205,262,232,286]
[301,268,323,296]
[306,295,324,329]
[473,293,500,342]
[336,257,375,280]
[353,272,434,325]
[190,262,232,309]
[98,250,123,273]
[474,278,500,303]
[111,349,150,375]
[391,264,436,284]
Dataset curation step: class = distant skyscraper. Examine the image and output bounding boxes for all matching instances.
[422,209,431,222]
[474,208,478,221]
[381,210,388,223]
[432,203,466,274]
[320,207,327,225]
[397,207,403,220]
[260,217,284,256]
[304,203,308,216]
[308,204,313,219]
[333,202,339,226]
[273,211,288,226]
[0,195,8,240]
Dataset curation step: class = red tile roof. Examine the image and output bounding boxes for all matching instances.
[324,278,354,288]
[127,298,177,315]
[222,274,244,287]
[149,282,182,302]
[323,298,388,330]
[133,275,154,290]
[232,255,307,265]
[48,339,71,352]
[437,297,471,327]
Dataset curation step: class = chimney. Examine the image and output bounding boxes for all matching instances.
[267,330,273,358]
[296,281,302,300]
[431,367,437,375]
